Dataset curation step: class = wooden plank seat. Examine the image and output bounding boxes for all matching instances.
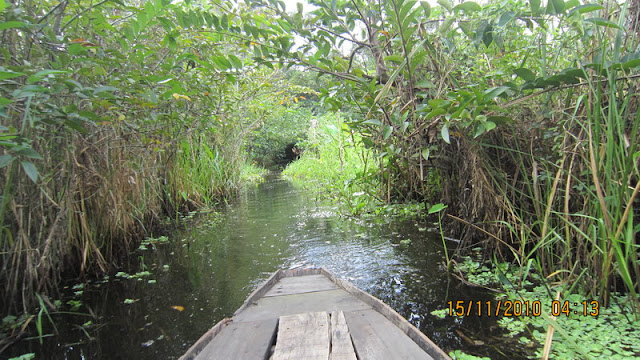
[183,268,449,360]
[271,311,356,360]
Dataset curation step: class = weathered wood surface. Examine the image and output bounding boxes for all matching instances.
[180,318,232,360]
[317,268,450,360]
[329,311,357,360]
[264,274,338,297]
[193,318,277,360]
[233,288,371,323]
[181,268,452,360]
[346,309,434,360]
[272,312,330,360]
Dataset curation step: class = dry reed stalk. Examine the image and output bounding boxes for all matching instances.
[541,291,561,360]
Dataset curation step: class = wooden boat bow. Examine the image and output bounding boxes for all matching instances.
[180,267,451,360]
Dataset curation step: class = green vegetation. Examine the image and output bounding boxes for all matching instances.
[0,0,279,346]
[241,163,270,183]
[283,112,380,214]
[1,0,639,357]
[453,255,640,359]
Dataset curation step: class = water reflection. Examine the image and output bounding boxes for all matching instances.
[9,174,512,359]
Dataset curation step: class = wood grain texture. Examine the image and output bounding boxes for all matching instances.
[264,274,338,297]
[234,270,284,316]
[272,312,330,360]
[181,268,451,360]
[329,311,357,360]
[345,309,434,360]
[193,318,278,360]
[179,318,233,360]
[317,268,451,360]
[233,289,371,323]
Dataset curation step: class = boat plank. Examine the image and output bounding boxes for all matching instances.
[319,269,450,360]
[329,311,357,360]
[182,269,451,360]
[345,309,434,360]
[234,289,371,323]
[264,274,338,297]
[193,318,277,360]
[272,312,330,360]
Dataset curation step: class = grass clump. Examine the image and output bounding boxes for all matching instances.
[283,112,379,215]
[240,163,269,183]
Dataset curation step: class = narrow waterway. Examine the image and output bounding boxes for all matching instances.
[9,173,513,359]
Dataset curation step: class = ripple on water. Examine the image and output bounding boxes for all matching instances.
[8,174,508,360]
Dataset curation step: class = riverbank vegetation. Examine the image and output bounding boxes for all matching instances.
[1,0,639,357]
[283,112,381,214]
[272,0,639,311]
[0,0,299,347]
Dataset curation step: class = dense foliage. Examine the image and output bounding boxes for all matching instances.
[243,0,640,308]
[0,0,300,324]
[1,0,639,356]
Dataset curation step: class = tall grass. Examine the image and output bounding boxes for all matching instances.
[167,135,241,210]
[0,121,245,323]
[475,7,640,308]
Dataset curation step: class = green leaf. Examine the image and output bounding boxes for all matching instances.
[482,24,493,47]
[382,125,393,140]
[363,119,382,126]
[68,43,87,56]
[277,19,291,32]
[420,1,431,18]
[585,17,620,29]
[401,121,410,133]
[0,154,13,168]
[514,68,536,81]
[439,17,455,34]
[497,11,516,27]
[362,137,374,147]
[428,203,448,214]
[0,0,6,12]
[416,79,435,88]
[437,0,452,12]
[27,69,70,84]
[15,147,42,159]
[484,86,510,100]
[441,124,450,144]
[564,0,579,9]
[548,0,565,14]
[399,1,418,22]
[425,107,446,120]
[384,54,403,63]
[8,353,35,360]
[64,118,87,133]
[212,56,232,70]
[474,122,486,138]
[474,21,493,47]
[93,86,117,94]
[0,21,26,30]
[21,161,38,183]
[421,148,430,160]
[453,1,481,14]
[484,121,496,131]
[529,0,541,14]
[567,4,603,16]
[228,54,243,69]
[619,58,640,70]
[220,14,228,30]
[0,70,25,81]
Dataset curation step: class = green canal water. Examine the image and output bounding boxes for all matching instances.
[8,174,521,359]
